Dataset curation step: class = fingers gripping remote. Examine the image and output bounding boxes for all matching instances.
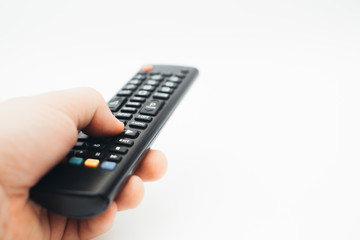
[30,65,198,218]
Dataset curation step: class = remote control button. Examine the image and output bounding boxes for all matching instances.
[121,107,137,113]
[129,121,147,129]
[135,114,152,122]
[136,90,151,97]
[123,129,140,138]
[158,87,173,94]
[150,75,163,81]
[84,159,100,168]
[78,132,89,141]
[61,156,68,164]
[101,161,117,171]
[116,138,134,146]
[140,85,155,91]
[109,145,128,154]
[145,80,160,86]
[89,143,106,150]
[140,100,164,116]
[123,84,138,90]
[181,68,189,73]
[129,79,142,85]
[74,150,88,158]
[68,157,83,165]
[117,90,133,96]
[168,76,181,83]
[107,154,122,162]
[149,71,160,75]
[164,81,178,88]
[114,112,132,120]
[74,142,86,149]
[133,74,146,80]
[175,72,186,78]
[141,65,153,72]
[126,102,141,108]
[153,92,169,100]
[90,152,105,159]
[162,72,173,77]
[130,97,146,103]
[98,136,114,143]
[108,97,126,112]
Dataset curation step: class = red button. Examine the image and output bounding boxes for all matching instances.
[142,65,153,72]
[61,157,68,164]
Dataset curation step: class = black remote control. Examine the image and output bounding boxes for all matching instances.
[30,65,198,218]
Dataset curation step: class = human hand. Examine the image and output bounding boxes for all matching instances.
[0,88,167,240]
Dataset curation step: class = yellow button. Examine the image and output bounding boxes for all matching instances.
[142,65,153,72]
[84,159,100,168]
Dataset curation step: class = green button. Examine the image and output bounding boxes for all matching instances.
[68,157,83,165]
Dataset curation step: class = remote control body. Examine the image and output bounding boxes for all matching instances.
[30,65,198,218]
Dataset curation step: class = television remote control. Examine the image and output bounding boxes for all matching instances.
[30,65,199,218]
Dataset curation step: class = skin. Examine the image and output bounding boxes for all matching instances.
[0,88,167,240]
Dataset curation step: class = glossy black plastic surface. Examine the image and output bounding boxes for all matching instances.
[30,65,198,218]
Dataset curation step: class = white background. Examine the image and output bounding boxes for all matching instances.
[1,0,360,239]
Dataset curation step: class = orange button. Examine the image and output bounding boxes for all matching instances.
[141,65,153,72]
[84,159,100,168]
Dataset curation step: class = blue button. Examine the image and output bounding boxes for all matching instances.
[101,161,117,171]
[68,157,83,165]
